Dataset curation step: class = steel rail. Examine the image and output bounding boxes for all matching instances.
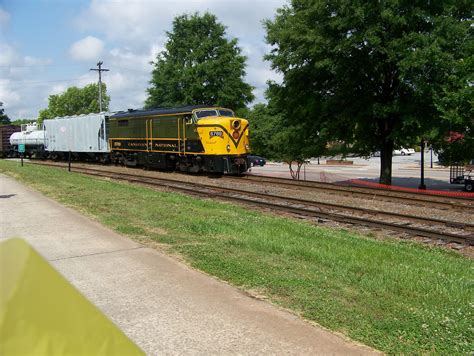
[234,174,474,211]
[29,159,474,209]
[35,162,473,245]
[74,166,474,231]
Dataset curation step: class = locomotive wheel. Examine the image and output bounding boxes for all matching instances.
[465,182,473,192]
[99,155,109,164]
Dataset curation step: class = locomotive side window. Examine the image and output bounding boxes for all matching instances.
[118,120,129,127]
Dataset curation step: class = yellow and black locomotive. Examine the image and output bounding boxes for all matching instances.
[109,105,250,174]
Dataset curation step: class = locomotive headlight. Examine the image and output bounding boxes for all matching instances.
[226,144,231,152]
[232,120,241,130]
[232,130,240,140]
[245,144,249,151]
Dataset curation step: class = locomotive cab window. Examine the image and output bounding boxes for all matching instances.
[184,115,193,125]
[194,110,218,119]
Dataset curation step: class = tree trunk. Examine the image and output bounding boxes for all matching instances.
[379,139,394,185]
[288,161,304,180]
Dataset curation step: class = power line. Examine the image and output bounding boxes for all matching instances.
[0,64,84,68]
[5,77,89,88]
[3,64,150,90]
[114,65,151,74]
[0,64,152,73]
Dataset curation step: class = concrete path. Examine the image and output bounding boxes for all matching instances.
[0,174,379,355]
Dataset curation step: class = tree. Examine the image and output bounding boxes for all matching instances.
[10,119,33,126]
[0,102,11,125]
[145,12,254,110]
[247,103,327,179]
[431,40,473,165]
[265,0,473,184]
[38,83,110,123]
[245,104,282,159]
[435,130,474,166]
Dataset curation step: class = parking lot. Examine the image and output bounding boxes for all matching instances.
[250,151,465,192]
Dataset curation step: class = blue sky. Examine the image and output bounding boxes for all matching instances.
[0,0,285,119]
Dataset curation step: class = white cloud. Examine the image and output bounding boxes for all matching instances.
[24,56,52,66]
[247,66,283,87]
[0,43,18,66]
[0,43,52,77]
[0,7,10,28]
[76,72,97,87]
[74,0,286,107]
[76,0,284,45]
[5,0,287,118]
[0,79,21,107]
[49,84,67,96]
[106,72,128,91]
[109,46,153,72]
[0,42,55,118]
[69,36,104,61]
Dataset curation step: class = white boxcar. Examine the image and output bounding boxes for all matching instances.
[44,113,109,153]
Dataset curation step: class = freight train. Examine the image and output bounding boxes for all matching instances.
[8,105,250,174]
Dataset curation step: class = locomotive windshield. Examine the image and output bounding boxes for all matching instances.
[218,109,234,117]
[194,108,235,120]
[195,110,218,119]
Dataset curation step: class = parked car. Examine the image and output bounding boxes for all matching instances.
[393,147,415,156]
[248,155,266,167]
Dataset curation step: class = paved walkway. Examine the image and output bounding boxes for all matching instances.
[0,174,378,355]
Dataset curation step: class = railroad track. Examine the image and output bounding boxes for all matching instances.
[232,174,474,212]
[31,162,474,246]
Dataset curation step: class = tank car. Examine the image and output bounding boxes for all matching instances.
[109,105,250,174]
[9,123,46,157]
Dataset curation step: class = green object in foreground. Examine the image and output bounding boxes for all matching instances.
[0,238,143,355]
[18,144,25,153]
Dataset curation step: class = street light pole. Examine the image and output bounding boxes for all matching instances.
[430,145,433,169]
[419,138,426,190]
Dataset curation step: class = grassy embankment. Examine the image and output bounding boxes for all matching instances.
[1,160,472,354]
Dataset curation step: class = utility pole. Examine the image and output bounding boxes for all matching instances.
[419,138,426,190]
[90,61,109,112]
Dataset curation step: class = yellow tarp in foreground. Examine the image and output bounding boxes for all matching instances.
[0,238,143,355]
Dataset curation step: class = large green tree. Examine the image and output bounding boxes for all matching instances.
[38,83,110,123]
[265,0,473,184]
[431,38,473,165]
[247,103,327,179]
[0,102,11,125]
[145,12,254,110]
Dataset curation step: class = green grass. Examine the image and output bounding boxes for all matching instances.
[1,160,473,354]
